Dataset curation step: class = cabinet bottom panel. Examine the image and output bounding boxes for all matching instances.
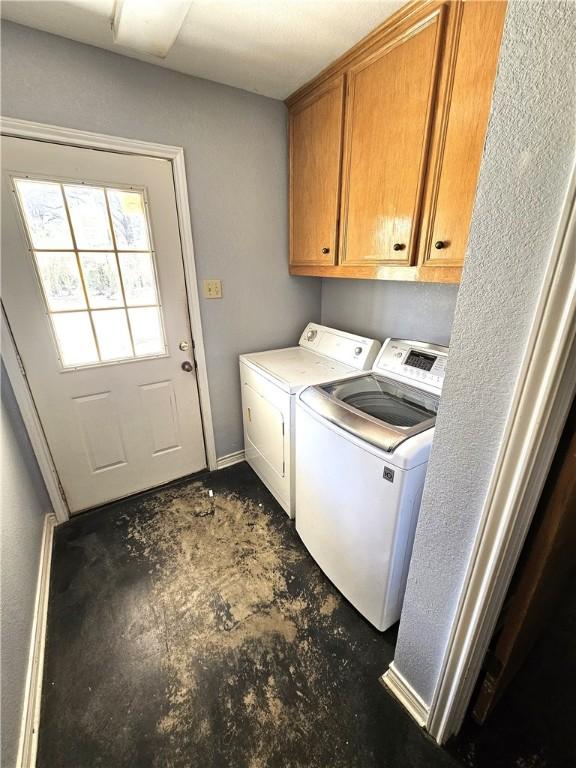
[289,263,461,284]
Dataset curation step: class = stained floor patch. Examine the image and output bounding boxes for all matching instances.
[38,464,459,768]
[123,481,367,766]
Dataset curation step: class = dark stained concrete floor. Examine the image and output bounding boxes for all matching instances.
[37,463,574,767]
[38,463,458,768]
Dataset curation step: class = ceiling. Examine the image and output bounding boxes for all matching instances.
[1,0,404,99]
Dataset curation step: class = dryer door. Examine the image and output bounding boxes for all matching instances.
[243,382,285,477]
[240,363,287,479]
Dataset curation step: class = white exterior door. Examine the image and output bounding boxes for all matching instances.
[2,136,207,513]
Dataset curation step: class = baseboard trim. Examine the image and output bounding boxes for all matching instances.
[17,513,57,768]
[216,450,245,470]
[381,662,429,728]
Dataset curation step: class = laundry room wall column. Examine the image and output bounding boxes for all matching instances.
[391,0,576,708]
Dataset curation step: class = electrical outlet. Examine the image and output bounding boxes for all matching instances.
[203,279,222,299]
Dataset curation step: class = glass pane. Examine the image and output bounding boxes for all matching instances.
[34,252,86,312]
[118,252,157,305]
[79,252,123,309]
[92,309,133,361]
[107,189,149,250]
[64,185,113,249]
[128,307,164,356]
[51,312,98,367]
[14,179,73,249]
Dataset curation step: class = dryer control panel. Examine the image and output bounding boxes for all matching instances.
[298,323,381,371]
[373,339,448,394]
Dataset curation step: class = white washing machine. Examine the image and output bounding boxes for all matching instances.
[295,338,448,631]
[239,323,381,518]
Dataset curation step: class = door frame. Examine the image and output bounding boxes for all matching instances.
[424,160,576,743]
[1,117,217,522]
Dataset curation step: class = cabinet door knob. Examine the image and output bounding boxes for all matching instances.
[435,241,447,249]
[321,247,330,254]
[393,243,405,251]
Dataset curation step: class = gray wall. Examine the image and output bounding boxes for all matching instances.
[0,21,321,459]
[393,0,576,706]
[321,280,458,346]
[1,367,51,767]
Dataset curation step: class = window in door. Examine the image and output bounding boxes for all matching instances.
[12,177,166,368]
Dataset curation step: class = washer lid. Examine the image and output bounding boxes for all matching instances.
[299,374,439,453]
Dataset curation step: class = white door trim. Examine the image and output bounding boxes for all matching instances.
[2,309,69,523]
[1,117,217,521]
[425,159,576,744]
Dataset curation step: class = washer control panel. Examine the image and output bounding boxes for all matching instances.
[373,338,448,393]
[298,323,381,370]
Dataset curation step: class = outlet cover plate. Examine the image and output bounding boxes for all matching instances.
[203,279,222,299]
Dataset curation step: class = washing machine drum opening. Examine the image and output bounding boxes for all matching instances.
[319,375,438,428]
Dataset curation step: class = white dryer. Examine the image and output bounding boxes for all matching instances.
[295,338,448,631]
[239,323,380,518]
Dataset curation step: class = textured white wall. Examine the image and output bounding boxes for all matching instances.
[393,0,576,705]
[0,21,321,459]
[1,366,51,767]
[321,279,458,347]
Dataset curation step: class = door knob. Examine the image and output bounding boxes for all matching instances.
[393,243,405,251]
[181,361,194,372]
[321,247,330,254]
[435,241,447,249]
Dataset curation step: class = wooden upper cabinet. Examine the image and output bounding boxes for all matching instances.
[289,77,344,266]
[286,0,506,283]
[340,9,446,268]
[418,1,507,275]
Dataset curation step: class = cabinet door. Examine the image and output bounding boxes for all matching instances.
[289,77,344,266]
[340,9,447,267]
[419,1,506,272]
